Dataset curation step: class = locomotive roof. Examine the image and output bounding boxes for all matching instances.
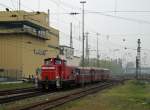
[76,67,110,71]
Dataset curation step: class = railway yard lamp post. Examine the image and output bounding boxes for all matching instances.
[80,1,86,87]
[80,1,86,67]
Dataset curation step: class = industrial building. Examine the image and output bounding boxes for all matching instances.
[0,10,59,79]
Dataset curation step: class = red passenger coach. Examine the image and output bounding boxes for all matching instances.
[38,57,111,89]
[74,67,110,84]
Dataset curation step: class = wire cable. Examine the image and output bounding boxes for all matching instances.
[86,10,150,24]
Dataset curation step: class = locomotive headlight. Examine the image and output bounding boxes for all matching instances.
[56,76,59,79]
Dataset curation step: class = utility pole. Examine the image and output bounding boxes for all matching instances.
[79,21,81,40]
[80,1,86,87]
[96,33,100,67]
[80,1,86,67]
[70,22,73,48]
[19,0,21,11]
[136,56,138,79]
[136,39,141,79]
[85,32,89,66]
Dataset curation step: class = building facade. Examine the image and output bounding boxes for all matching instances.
[0,10,59,79]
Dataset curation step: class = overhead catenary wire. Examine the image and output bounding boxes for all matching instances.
[10,0,16,10]
[0,1,100,41]
[86,10,150,24]
[0,3,13,10]
[3,0,149,40]
[0,2,35,14]
[0,1,82,51]
[46,0,150,25]
[48,0,150,14]
[50,0,81,11]
[4,0,150,26]
[47,0,79,27]
[1,1,150,59]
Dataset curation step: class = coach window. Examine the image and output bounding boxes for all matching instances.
[75,69,80,75]
[55,59,62,64]
[63,60,67,65]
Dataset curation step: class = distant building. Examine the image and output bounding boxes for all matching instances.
[72,56,81,66]
[126,67,150,74]
[59,45,81,66]
[60,45,74,59]
[0,10,59,79]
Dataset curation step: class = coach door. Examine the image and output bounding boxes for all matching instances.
[75,68,80,84]
[90,70,95,83]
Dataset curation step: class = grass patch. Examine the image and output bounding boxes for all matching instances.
[0,82,34,90]
[51,80,150,110]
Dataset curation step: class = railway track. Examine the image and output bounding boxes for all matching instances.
[14,81,118,110]
[0,89,53,104]
[0,87,37,96]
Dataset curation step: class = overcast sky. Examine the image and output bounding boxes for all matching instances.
[0,0,150,66]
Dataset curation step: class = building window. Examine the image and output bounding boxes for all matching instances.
[23,25,46,38]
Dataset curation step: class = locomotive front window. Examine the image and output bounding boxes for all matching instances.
[44,58,52,65]
[55,59,62,64]
[45,60,50,65]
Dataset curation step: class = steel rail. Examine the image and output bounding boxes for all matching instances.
[16,82,117,110]
[0,90,54,104]
[0,87,37,96]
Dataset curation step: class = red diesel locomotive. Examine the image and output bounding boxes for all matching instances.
[38,57,111,89]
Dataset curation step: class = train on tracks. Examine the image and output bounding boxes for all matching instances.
[38,57,111,89]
